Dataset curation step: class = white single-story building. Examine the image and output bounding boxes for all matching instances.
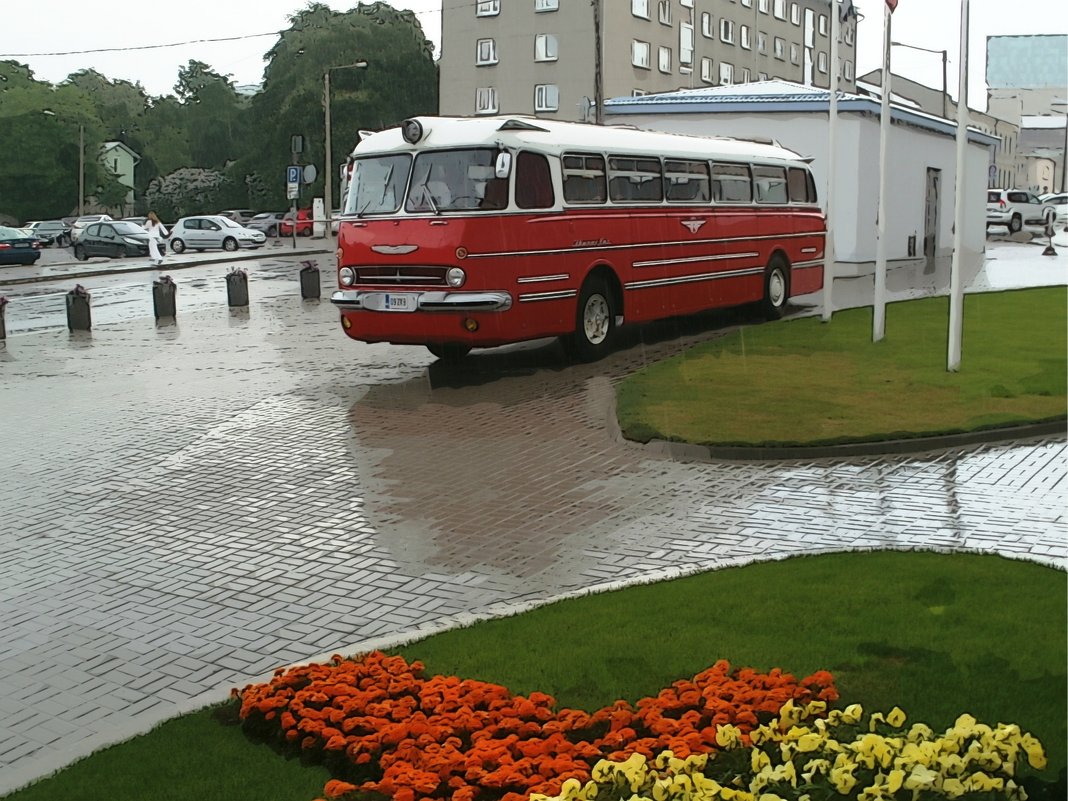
[605,80,999,276]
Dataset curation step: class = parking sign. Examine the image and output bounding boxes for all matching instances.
[286,165,301,184]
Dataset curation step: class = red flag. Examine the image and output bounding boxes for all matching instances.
[886,0,898,10]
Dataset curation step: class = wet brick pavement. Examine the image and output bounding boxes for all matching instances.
[0,264,1065,793]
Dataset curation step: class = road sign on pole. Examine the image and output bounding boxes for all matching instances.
[286,165,300,200]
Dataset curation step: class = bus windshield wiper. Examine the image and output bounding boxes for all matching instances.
[414,174,440,215]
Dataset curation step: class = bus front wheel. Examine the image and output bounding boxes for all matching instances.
[762,255,790,320]
[566,277,616,362]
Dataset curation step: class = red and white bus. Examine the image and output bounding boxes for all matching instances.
[332,116,825,361]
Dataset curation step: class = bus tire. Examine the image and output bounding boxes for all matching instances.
[427,343,471,362]
[566,276,616,362]
[762,255,790,320]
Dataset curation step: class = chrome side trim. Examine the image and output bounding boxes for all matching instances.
[625,267,764,291]
[517,273,570,284]
[633,251,759,269]
[518,290,578,303]
[330,290,512,312]
[800,246,818,254]
[792,259,824,269]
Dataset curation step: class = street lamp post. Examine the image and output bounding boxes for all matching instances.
[890,41,949,119]
[324,61,368,230]
[43,111,85,216]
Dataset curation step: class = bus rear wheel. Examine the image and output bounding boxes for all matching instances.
[762,255,790,320]
[426,343,471,362]
[566,276,616,362]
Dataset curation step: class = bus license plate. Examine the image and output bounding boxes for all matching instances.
[373,293,419,312]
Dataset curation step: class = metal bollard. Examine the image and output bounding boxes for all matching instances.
[66,284,92,331]
[0,296,7,340]
[153,275,177,319]
[226,267,249,307]
[299,260,320,299]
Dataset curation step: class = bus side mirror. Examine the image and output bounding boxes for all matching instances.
[495,152,512,179]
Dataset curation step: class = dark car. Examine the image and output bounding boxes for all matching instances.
[73,220,153,260]
[24,219,71,247]
[19,227,54,247]
[0,226,43,266]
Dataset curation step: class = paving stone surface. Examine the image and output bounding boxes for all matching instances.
[0,261,1065,793]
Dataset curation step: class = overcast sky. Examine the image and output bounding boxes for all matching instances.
[4,1,1064,111]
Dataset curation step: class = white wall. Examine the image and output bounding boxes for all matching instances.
[608,110,989,268]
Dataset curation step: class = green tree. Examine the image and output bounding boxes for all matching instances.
[174,60,248,171]
[243,1,439,209]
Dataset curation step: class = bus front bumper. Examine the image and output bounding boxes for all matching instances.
[330,290,513,313]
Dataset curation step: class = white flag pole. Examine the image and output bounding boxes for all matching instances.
[823,0,841,323]
[948,0,970,371]
[873,3,892,342]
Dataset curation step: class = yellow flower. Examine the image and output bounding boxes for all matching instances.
[717,725,744,749]
[752,750,771,773]
[886,707,907,728]
[560,778,583,799]
[829,764,857,795]
[1021,734,1047,769]
[886,769,905,793]
[941,777,967,798]
[965,772,1005,792]
[842,704,863,725]
[903,764,938,791]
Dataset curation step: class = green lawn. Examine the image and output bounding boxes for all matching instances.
[617,288,1067,447]
[6,551,1064,800]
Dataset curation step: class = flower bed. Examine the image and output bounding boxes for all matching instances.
[237,651,837,801]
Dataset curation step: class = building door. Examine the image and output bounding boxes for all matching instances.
[924,168,940,270]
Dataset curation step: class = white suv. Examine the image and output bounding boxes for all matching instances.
[986,189,1055,233]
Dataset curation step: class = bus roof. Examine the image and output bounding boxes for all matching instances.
[352,115,809,166]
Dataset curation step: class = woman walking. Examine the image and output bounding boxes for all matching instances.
[145,211,168,267]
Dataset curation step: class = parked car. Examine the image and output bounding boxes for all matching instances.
[24,219,71,246]
[246,211,287,237]
[279,208,314,237]
[168,215,266,253]
[218,209,258,225]
[69,214,113,244]
[18,227,54,247]
[1038,192,1068,228]
[986,189,1056,233]
[0,225,43,265]
[73,220,154,260]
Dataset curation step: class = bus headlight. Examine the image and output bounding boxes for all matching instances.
[339,267,355,286]
[446,267,466,288]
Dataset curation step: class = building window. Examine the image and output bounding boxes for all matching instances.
[632,0,649,19]
[535,0,559,10]
[720,19,735,44]
[845,25,854,45]
[740,25,751,49]
[818,13,828,35]
[632,40,651,69]
[741,0,753,6]
[534,83,559,111]
[818,51,828,73]
[759,0,769,13]
[720,62,734,84]
[790,2,800,25]
[790,42,800,64]
[476,38,498,65]
[773,0,786,20]
[774,37,785,60]
[844,60,854,80]
[632,89,648,96]
[476,87,498,114]
[658,46,672,73]
[680,0,693,6]
[759,71,769,80]
[476,0,500,16]
[658,0,671,25]
[758,32,768,52]
[680,22,694,68]
[701,12,714,37]
[701,57,714,83]
[535,33,559,61]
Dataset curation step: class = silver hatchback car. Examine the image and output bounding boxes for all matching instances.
[168,215,266,253]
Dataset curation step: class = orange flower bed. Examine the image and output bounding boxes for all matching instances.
[237,651,837,801]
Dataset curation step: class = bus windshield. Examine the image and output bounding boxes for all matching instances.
[345,154,412,215]
[405,148,507,213]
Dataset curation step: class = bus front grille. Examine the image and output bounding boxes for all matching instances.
[354,266,447,286]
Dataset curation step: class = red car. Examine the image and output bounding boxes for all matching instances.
[279,209,314,237]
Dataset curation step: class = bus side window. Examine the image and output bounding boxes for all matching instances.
[753,165,788,204]
[806,170,818,204]
[516,151,555,209]
[711,163,752,203]
[563,154,607,204]
[608,156,663,203]
[787,168,810,204]
[665,160,710,203]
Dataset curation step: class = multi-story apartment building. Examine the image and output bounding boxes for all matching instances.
[439,0,858,121]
